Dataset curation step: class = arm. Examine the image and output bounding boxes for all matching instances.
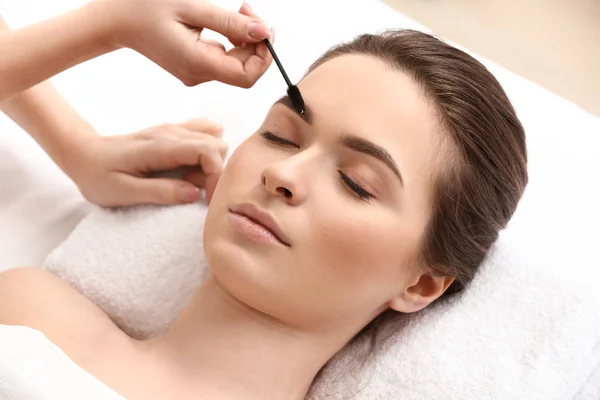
[0,268,122,367]
[0,4,117,102]
[0,17,98,177]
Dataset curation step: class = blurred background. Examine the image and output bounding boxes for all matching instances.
[383,0,600,117]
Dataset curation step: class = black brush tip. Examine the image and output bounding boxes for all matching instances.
[287,85,305,115]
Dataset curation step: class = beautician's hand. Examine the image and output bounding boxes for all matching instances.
[108,0,273,88]
[65,119,228,207]
[0,1,273,101]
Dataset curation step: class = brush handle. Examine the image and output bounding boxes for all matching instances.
[264,39,293,88]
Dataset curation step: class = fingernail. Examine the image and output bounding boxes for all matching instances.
[245,1,254,12]
[248,22,271,40]
[179,186,200,203]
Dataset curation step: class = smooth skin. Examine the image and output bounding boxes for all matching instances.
[0,55,454,400]
[0,1,273,206]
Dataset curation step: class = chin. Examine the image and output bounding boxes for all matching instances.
[203,205,299,322]
[203,229,278,311]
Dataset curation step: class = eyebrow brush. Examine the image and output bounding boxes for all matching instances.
[263,39,306,115]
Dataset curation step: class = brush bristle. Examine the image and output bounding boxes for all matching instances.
[287,85,305,115]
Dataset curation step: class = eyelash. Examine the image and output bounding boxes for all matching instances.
[260,131,299,148]
[260,131,373,201]
[338,171,373,201]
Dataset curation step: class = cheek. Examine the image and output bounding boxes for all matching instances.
[214,139,264,196]
[309,203,424,295]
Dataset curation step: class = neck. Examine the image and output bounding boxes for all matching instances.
[149,273,344,400]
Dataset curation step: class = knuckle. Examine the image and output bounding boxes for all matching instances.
[216,138,228,149]
[136,131,154,141]
[199,146,217,159]
[181,68,203,87]
[240,74,257,89]
[191,117,210,126]
[224,11,238,35]
[159,126,179,140]
[158,123,174,132]
[186,145,205,165]
[232,75,252,89]
[208,138,226,153]
[156,134,177,148]
[182,77,197,87]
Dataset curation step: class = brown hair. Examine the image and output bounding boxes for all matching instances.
[308,29,527,296]
[306,30,528,396]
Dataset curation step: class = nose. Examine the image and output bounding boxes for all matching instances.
[261,157,310,205]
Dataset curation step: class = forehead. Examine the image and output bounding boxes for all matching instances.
[297,54,444,189]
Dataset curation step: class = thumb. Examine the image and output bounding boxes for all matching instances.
[189,2,271,42]
[119,175,202,206]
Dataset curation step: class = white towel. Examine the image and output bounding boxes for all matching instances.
[46,204,209,339]
[0,325,124,400]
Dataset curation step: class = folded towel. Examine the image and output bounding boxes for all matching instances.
[0,324,124,399]
[46,204,208,339]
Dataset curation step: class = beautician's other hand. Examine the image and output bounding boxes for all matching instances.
[65,119,227,207]
[108,0,274,88]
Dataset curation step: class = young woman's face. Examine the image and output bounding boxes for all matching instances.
[204,54,448,332]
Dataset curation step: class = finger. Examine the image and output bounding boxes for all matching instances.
[183,1,271,43]
[170,138,226,174]
[116,175,202,206]
[137,135,226,174]
[183,168,208,188]
[225,44,273,86]
[181,118,223,138]
[204,173,221,204]
[201,41,272,88]
[228,37,272,66]
[177,134,228,160]
[226,43,256,61]
[162,124,229,159]
[240,2,262,21]
[199,37,226,53]
[228,2,269,48]
[196,146,225,175]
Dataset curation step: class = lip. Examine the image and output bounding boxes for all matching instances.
[228,203,291,247]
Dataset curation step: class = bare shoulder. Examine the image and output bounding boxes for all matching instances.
[0,267,125,364]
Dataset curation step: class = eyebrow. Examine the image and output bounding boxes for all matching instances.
[341,135,404,186]
[273,95,403,186]
[275,95,312,124]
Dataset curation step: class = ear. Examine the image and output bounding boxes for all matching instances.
[389,272,455,313]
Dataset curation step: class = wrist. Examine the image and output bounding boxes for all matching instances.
[1,82,101,182]
[78,0,125,53]
[86,0,136,51]
[54,122,100,180]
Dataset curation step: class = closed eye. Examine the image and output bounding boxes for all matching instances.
[260,131,299,148]
[339,172,373,201]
